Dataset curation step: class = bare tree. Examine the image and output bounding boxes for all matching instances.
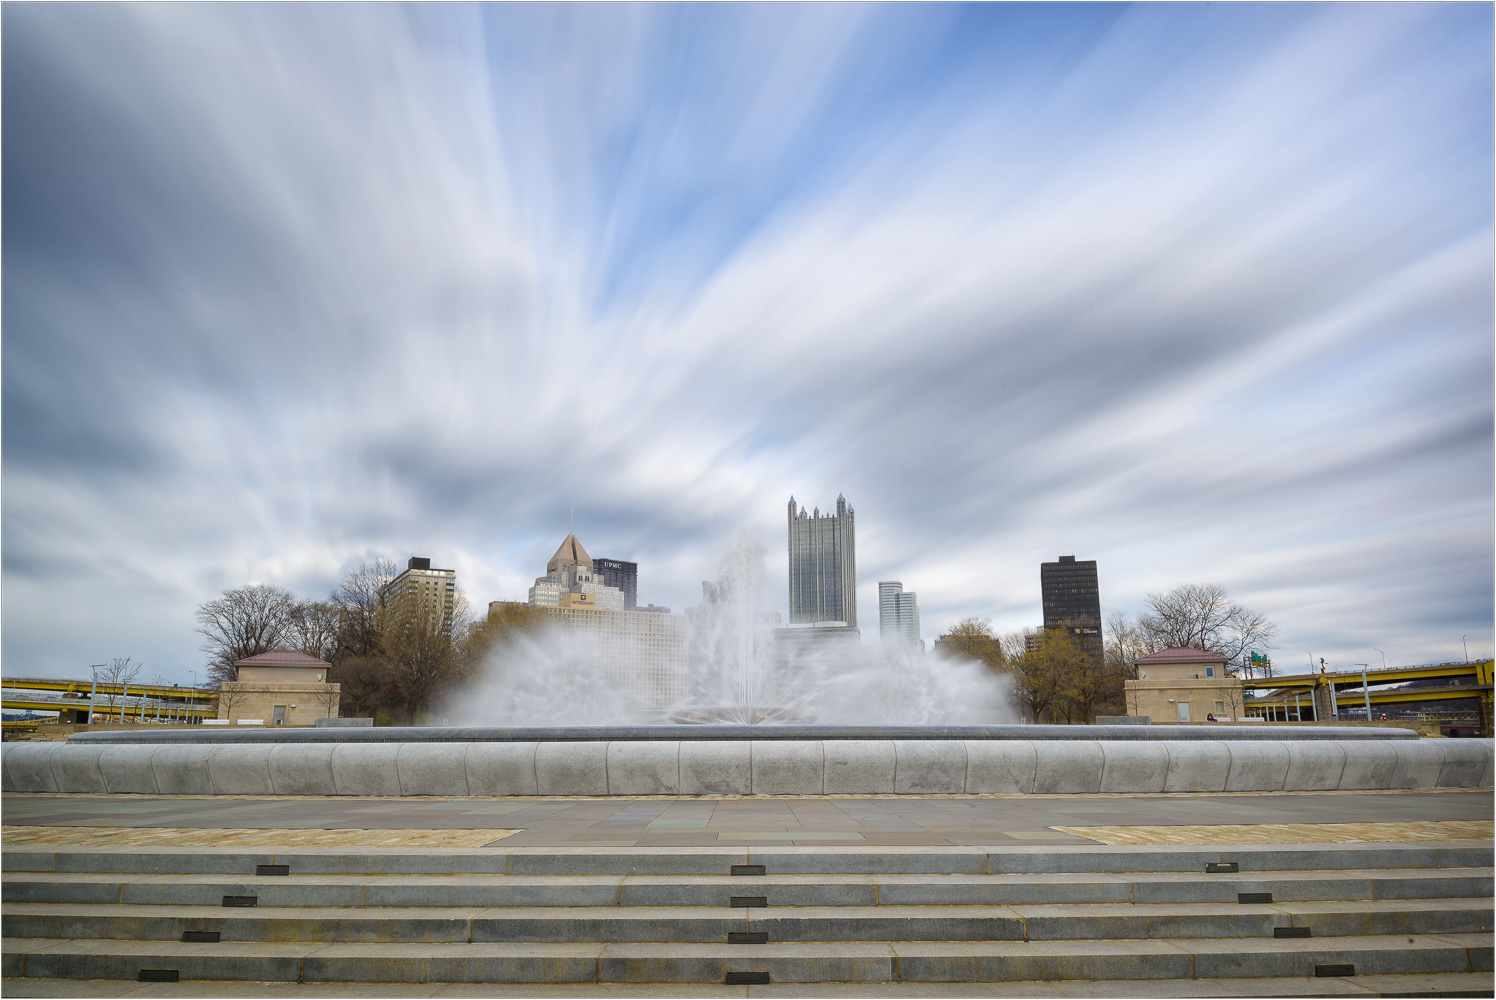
[1216,678,1247,722]
[378,590,474,724]
[215,684,245,723]
[288,600,339,662]
[195,585,299,685]
[96,657,143,723]
[1137,583,1278,670]
[329,560,399,664]
[150,672,168,722]
[313,669,342,719]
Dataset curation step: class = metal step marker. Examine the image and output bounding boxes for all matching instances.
[181,931,220,943]
[730,895,768,908]
[1205,862,1239,873]
[222,895,258,907]
[728,931,768,944]
[1316,964,1356,977]
[1274,926,1311,938]
[726,972,770,985]
[255,864,290,876]
[138,970,179,982]
[1237,892,1273,904]
[731,864,766,876]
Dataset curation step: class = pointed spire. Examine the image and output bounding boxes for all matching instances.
[547,533,593,573]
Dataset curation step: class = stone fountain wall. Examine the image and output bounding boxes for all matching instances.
[3,737,1491,796]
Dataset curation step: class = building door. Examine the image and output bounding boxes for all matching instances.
[272,705,287,726]
[1176,701,1191,722]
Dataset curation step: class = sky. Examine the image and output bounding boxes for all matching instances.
[3,2,1492,684]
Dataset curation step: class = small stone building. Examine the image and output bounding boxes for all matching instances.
[1124,647,1243,723]
[216,651,339,726]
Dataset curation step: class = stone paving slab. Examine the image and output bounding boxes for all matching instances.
[1057,821,1494,845]
[4,974,1494,997]
[0,828,522,848]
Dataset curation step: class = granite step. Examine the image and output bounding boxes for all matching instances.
[4,867,1488,908]
[3,898,1490,944]
[5,842,1490,876]
[3,932,1489,983]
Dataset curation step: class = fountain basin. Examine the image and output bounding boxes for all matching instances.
[4,729,1490,796]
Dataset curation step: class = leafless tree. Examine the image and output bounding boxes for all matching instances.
[96,657,143,723]
[329,560,399,664]
[215,684,245,722]
[288,600,339,662]
[195,585,298,685]
[1217,678,1247,722]
[313,670,342,719]
[150,672,168,722]
[378,591,474,723]
[1137,583,1278,671]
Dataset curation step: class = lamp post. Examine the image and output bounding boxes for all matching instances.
[1353,664,1370,721]
[189,670,198,725]
[1374,648,1386,671]
[86,664,104,724]
[1462,635,1469,663]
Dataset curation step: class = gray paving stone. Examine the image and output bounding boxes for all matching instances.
[963,740,1036,794]
[679,742,752,796]
[506,848,745,876]
[1185,933,1478,978]
[396,744,471,797]
[98,747,160,796]
[301,942,604,982]
[362,876,622,908]
[599,942,896,983]
[823,742,895,795]
[464,742,539,796]
[472,907,741,943]
[893,742,966,795]
[4,744,61,794]
[2,852,57,873]
[55,854,273,876]
[1163,741,1230,793]
[205,745,274,795]
[48,745,109,795]
[1223,742,1289,793]
[4,880,123,905]
[1284,742,1345,791]
[535,743,608,796]
[873,876,1132,906]
[752,742,824,796]
[619,875,876,908]
[1097,742,1166,794]
[607,742,680,795]
[14,939,317,982]
[1031,743,1102,794]
[328,743,402,796]
[890,940,1193,982]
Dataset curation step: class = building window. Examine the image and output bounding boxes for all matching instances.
[1205,666,1215,678]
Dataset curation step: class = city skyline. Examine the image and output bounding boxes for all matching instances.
[3,4,1491,682]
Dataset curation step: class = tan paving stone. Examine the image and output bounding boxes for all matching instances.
[0,826,521,848]
[1053,820,1494,845]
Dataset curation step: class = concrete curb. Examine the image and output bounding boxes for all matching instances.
[4,738,1490,797]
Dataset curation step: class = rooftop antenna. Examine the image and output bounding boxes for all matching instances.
[569,506,574,539]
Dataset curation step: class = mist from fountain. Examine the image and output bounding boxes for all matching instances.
[447,532,1016,726]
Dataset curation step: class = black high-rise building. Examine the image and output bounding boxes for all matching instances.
[1041,555,1102,661]
[593,557,638,610]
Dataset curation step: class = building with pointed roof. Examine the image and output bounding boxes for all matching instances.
[547,534,593,573]
[787,494,857,629]
[530,533,623,610]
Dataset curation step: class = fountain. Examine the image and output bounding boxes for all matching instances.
[4,537,1491,797]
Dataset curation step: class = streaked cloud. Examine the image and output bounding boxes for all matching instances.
[3,3,1490,681]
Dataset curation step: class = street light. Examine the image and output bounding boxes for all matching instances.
[1374,648,1386,670]
[87,665,104,725]
[189,670,198,725]
[1353,665,1370,721]
[1462,635,1469,663]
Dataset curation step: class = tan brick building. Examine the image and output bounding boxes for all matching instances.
[1124,647,1244,723]
[216,651,340,727]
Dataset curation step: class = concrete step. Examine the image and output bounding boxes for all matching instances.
[3,932,1490,983]
[6,842,1490,876]
[4,868,1488,908]
[3,898,1490,944]
[1,972,1494,998]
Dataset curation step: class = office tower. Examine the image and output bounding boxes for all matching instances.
[1041,554,1102,662]
[528,535,625,610]
[381,556,457,629]
[787,495,857,627]
[593,558,638,610]
[523,533,686,707]
[878,581,921,646]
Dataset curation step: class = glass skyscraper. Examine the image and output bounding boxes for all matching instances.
[787,494,857,627]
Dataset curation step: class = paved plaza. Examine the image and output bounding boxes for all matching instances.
[3,789,1490,848]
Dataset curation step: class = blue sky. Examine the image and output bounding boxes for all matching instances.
[3,2,1492,682]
